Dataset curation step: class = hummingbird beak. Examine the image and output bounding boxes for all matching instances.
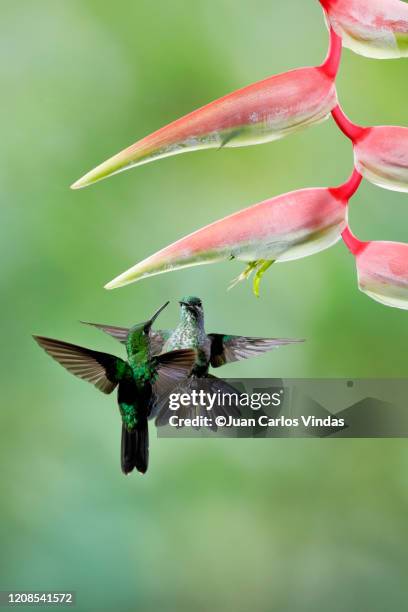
[148,301,170,327]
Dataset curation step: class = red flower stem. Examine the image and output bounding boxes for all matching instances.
[320,26,342,79]
[331,105,365,142]
[319,0,333,9]
[341,226,367,255]
[330,167,363,202]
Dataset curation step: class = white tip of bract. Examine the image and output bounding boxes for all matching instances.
[70,168,109,190]
[70,178,88,190]
[70,169,102,190]
[104,258,168,290]
[70,152,127,190]
[70,170,105,190]
[104,272,137,290]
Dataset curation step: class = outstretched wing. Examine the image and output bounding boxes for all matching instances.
[33,335,124,394]
[154,374,242,430]
[81,321,129,344]
[151,349,196,411]
[81,322,171,355]
[150,330,172,356]
[208,334,304,368]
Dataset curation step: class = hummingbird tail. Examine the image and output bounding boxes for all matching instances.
[121,423,149,475]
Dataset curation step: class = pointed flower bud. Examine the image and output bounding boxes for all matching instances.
[342,226,408,309]
[105,170,362,293]
[320,0,408,59]
[332,105,408,193]
[71,28,341,189]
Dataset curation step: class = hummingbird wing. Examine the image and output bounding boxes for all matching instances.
[154,374,242,430]
[151,348,196,411]
[81,321,129,343]
[33,335,125,394]
[208,334,304,367]
[150,331,172,355]
[81,322,171,354]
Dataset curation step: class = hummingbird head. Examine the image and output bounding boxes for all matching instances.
[127,301,169,356]
[179,296,204,327]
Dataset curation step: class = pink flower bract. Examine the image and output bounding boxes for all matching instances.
[106,170,362,291]
[320,0,408,59]
[342,227,408,309]
[71,27,341,189]
[332,105,408,193]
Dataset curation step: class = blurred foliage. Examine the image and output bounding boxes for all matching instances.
[1,1,408,610]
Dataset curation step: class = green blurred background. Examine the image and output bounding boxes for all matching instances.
[2,1,408,610]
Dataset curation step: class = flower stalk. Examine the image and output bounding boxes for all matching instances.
[69,3,408,312]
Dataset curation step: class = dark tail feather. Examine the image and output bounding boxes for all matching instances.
[121,423,149,475]
[135,423,149,474]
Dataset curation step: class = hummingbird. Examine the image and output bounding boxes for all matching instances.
[82,296,304,425]
[83,296,304,374]
[34,302,196,475]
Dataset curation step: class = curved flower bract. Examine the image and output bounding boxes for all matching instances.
[71,28,341,189]
[105,171,362,292]
[342,227,408,309]
[320,0,408,59]
[354,126,408,193]
[332,105,408,193]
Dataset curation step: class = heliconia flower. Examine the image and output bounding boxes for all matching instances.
[71,27,341,190]
[332,104,408,193]
[342,226,408,309]
[105,169,362,295]
[319,0,408,59]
